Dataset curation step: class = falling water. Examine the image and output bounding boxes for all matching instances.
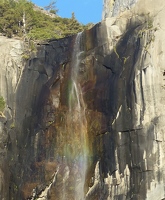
[55,32,88,200]
[68,32,88,200]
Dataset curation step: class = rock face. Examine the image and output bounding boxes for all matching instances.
[1,0,165,199]
[102,0,138,18]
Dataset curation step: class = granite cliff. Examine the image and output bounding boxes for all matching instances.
[1,0,165,199]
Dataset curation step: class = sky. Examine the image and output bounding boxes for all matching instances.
[31,0,103,25]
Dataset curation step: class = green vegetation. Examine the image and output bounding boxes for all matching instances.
[44,0,58,14]
[10,122,15,129]
[137,15,157,55]
[113,46,120,59]
[22,39,37,60]
[0,96,5,112]
[0,0,91,41]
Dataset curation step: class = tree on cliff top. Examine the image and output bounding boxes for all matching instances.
[0,0,90,40]
[44,0,58,14]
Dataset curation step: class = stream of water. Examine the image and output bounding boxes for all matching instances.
[57,32,88,200]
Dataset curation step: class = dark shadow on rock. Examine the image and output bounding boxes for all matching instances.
[95,20,157,199]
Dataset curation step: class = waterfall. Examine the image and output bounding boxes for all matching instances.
[68,32,88,200]
[54,32,88,200]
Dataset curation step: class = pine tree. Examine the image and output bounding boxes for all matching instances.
[0,0,91,40]
[44,1,58,14]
